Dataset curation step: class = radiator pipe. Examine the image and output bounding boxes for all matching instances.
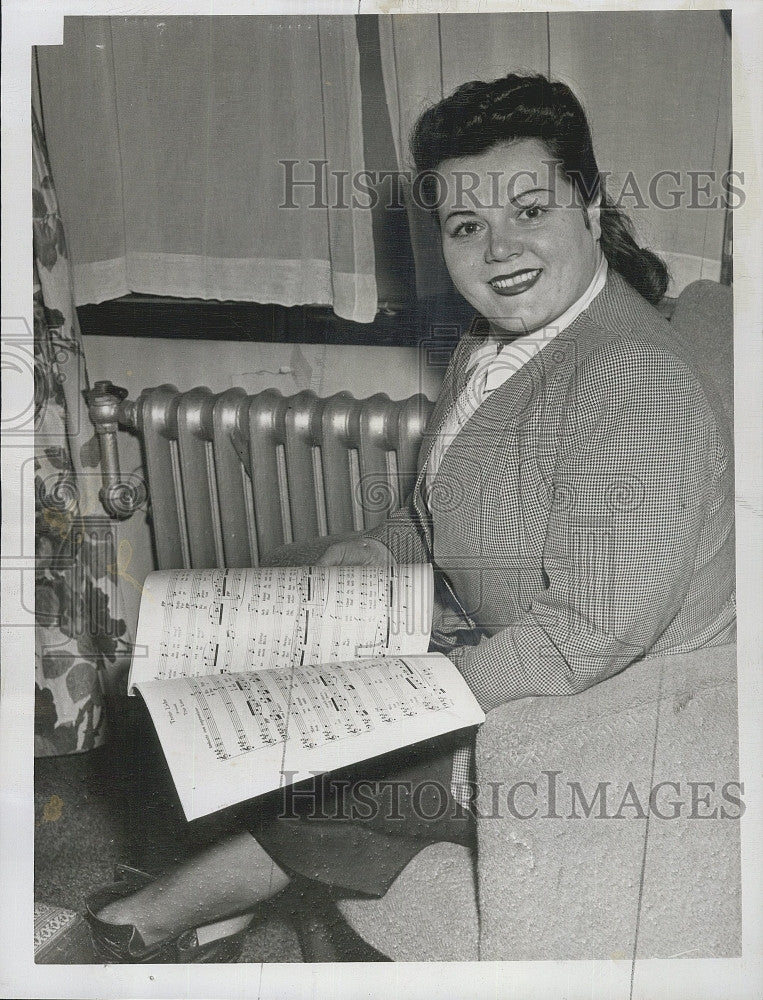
[83,380,147,520]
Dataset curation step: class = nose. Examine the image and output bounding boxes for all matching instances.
[485,225,522,263]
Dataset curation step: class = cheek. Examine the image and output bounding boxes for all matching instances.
[441,245,457,276]
[540,236,579,279]
[443,249,479,286]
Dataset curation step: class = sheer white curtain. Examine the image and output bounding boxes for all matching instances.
[36,16,377,323]
[378,11,731,298]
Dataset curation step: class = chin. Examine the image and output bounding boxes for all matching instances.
[476,296,542,335]
[491,312,542,336]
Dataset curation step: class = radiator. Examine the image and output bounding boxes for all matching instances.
[85,382,433,568]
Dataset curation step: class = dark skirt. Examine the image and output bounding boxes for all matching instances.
[241,729,477,899]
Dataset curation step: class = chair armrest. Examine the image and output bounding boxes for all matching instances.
[475,644,740,960]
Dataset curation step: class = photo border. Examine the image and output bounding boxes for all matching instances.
[2,2,761,998]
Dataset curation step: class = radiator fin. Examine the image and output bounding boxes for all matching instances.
[169,440,191,569]
[133,387,433,569]
[212,389,255,567]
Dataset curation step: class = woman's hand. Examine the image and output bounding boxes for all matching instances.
[316,537,393,566]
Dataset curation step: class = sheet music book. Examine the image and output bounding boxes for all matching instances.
[129,564,484,820]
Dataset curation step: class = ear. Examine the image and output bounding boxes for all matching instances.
[586,192,602,242]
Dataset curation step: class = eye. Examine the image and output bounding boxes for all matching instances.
[449,219,483,238]
[518,204,546,222]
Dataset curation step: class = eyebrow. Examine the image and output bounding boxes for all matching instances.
[509,186,551,205]
[442,187,553,222]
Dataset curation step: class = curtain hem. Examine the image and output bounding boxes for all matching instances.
[73,254,379,321]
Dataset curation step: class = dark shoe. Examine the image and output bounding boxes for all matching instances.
[85,864,247,963]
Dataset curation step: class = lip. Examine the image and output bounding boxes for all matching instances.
[488,268,542,296]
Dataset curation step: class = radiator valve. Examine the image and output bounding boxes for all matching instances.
[83,381,146,520]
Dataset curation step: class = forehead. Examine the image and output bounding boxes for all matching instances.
[436,138,569,211]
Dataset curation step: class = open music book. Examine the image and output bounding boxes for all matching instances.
[129,564,484,820]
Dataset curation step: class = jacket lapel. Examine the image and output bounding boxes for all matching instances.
[406,330,485,554]
[415,329,486,472]
[408,272,630,553]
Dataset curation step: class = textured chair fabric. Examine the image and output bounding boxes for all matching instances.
[475,642,739,960]
[337,843,479,962]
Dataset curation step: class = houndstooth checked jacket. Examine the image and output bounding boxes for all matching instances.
[366,270,736,713]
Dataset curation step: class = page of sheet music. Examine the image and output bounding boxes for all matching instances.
[133,652,484,821]
[128,563,433,688]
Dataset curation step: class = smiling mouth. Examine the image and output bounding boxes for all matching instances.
[489,268,542,296]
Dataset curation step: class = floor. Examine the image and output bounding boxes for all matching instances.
[33,706,304,963]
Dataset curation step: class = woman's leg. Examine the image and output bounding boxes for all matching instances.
[96,830,290,947]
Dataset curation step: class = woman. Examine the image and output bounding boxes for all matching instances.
[86,73,735,961]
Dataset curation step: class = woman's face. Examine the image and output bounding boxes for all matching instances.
[436,139,601,336]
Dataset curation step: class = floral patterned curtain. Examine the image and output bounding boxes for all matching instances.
[33,108,131,756]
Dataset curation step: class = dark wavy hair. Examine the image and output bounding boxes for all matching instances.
[410,73,669,304]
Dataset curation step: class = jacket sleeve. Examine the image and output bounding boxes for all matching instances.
[362,499,432,564]
[450,338,721,711]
